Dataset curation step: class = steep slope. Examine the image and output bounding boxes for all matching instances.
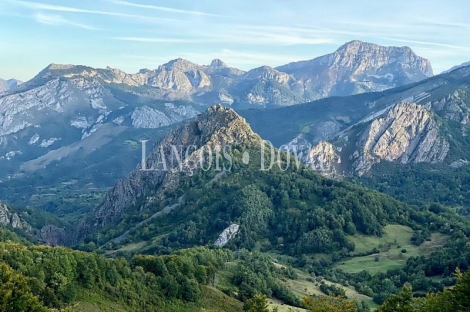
[277,40,433,99]
[443,61,470,74]
[240,65,470,175]
[72,105,461,265]
[74,104,260,241]
[230,66,303,107]
[0,41,434,217]
[0,201,31,232]
[0,200,67,245]
[0,64,203,216]
[0,78,22,93]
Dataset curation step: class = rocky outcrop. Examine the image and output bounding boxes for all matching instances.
[287,102,450,177]
[351,103,449,175]
[0,202,31,231]
[37,225,66,246]
[305,142,341,176]
[0,78,21,93]
[431,89,470,132]
[74,104,260,242]
[214,224,240,247]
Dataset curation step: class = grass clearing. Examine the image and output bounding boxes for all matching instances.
[74,292,128,312]
[348,224,413,254]
[337,225,450,274]
[268,298,306,312]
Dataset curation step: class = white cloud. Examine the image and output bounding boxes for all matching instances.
[105,0,224,17]
[34,12,98,30]
[115,37,201,43]
[380,38,470,51]
[6,0,182,22]
[115,23,335,47]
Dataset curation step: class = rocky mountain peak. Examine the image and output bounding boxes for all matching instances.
[194,104,259,145]
[337,40,410,54]
[74,104,259,241]
[31,63,96,84]
[210,59,228,68]
[242,66,292,84]
[276,40,433,99]
[162,58,200,71]
[331,40,433,75]
[352,102,449,175]
[45,63,77,71]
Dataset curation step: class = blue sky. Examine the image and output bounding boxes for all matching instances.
[1,0,470,81]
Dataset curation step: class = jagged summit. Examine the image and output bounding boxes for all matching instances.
[242,65,293,85]
[335,40,418,61]
[6,40,434,108]
[45,63,77,71]
[74,104,259,242]
[275,40,433,98]
[161,58,200,71]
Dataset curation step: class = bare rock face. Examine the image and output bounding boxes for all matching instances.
[214,224,240,247]
[353,103,449,175]
[145,58,212,94]
[431,89,470,134]
[305,142,341,176]
[0,201,31,231]
[0,78,22,93]
[288,102,450,177]
[277,40,433,99]
[74,104,260,242]
[37,225,66,246]
[241,66,293,85]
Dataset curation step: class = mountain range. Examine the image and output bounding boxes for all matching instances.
[2,40,470,311]
[64,103,470,312]
[0,40,435,217]
[1,46,468,247]
[242,65,470,178]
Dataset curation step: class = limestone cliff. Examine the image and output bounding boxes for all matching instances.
[277,40,433,99]
[298,102,450,177]
[304,142,341,177]
[352,103,449,175]
[0,201,31,231]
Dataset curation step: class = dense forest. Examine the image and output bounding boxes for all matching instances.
[357,162,470,217]
[1,222,469,311]
[0,230,241,311]
[3,126,470,310]
[89,147,469,256]
[68,146,470,308]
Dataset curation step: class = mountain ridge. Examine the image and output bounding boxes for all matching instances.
[0,39,437,218]
[5,40,433,108]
